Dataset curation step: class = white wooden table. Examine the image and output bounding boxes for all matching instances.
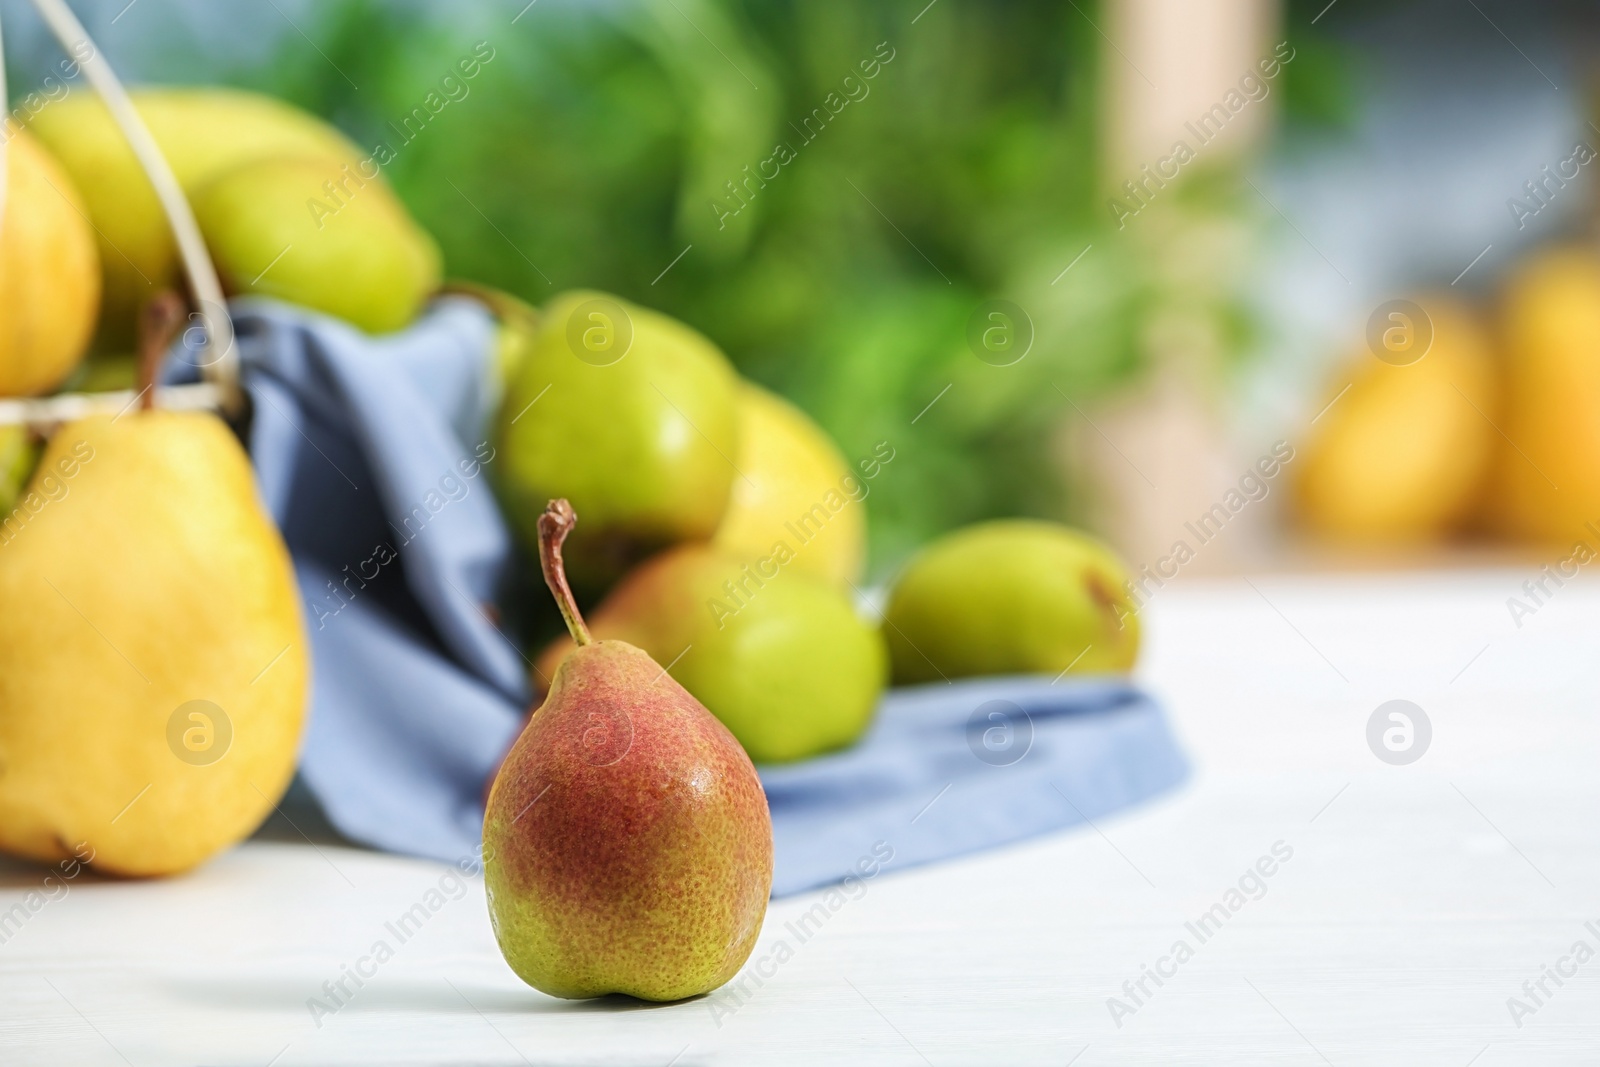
[3,567,1598,1065]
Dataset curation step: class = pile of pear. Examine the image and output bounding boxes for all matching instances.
[496,291,888,765]
[493,290,1145,770]
[0,95,354,878]
[1295,245,1600,549]
[31,87,441,344]
[2,87,444,511]
[0,85,451,880]
[0,81,1145,902]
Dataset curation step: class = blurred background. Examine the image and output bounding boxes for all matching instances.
[9,0,1599,582]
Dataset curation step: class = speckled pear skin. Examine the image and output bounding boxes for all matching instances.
[484,639,773,1001]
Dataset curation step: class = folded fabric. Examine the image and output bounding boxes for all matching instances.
[761,676,1188,896]
[166,297,527,860]
[169,299,1189,896]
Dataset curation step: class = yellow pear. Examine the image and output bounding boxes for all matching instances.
[1294,295,1496,544]
[0,130,100,394]
[713,383,864,585]
[1489,246,1600,544]
[0,411,308,876]
[28,88,363,339]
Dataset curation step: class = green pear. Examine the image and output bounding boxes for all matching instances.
[485,500,771,1000]
[0,411,309,876]
[68,353,138,394]
[538,544,887,763]
[0,425,40,515]
[192,156,441,334]
[29,87,365,341]
[883,520,1140,684]
[496,291,740,586]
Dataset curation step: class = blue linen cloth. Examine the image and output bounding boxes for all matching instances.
[167,296,527,859]
[763,676,1187,895]
[170,298,1189,897]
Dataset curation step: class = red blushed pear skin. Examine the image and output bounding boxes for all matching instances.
[484,499,773,1001]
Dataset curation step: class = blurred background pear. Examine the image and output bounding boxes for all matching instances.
[1489,247,1600,545]
[536,545,886,763]
[496,290,739,587]
[30,87,363,341]
[0,130,99,396]
[0,426,40,514]
[1293,295,1496,546]
[714,382,864,587]
[191,155,440,333]
[884,520,1140,685]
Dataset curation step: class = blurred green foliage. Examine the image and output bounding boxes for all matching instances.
[243,0,1254,574]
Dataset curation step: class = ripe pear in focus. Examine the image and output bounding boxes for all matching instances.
[485,501,771,1000]
[30,87,363,337]
[884,520,1140,684]
[1489,247,1600,544]
[0,413,309,876]
[714,383,865,587]
[0,131,99,395]
[192,157,441,334]
[496,291,740,586]
[538,545,887,763]
[1294,295,1495,544]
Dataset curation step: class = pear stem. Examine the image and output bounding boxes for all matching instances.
[136,292,187,412]
[537,498,592,646]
